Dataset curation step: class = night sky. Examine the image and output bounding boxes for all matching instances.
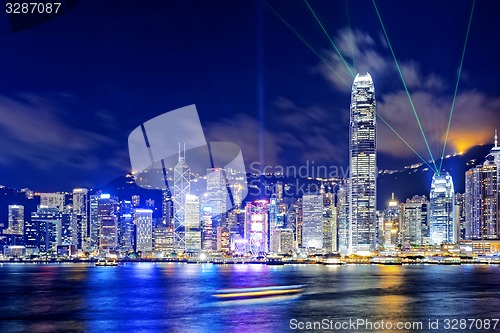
[0,0,499,191]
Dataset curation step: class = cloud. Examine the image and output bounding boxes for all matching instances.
[0,94,117,170]
[314,27,500,161]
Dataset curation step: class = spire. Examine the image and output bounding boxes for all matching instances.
[495,129,498,148]
[391,192,395,200]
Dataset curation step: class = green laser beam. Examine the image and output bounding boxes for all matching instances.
[266,0,436,170]
[378,114,437,173]
[345,0,356,72]
[439,0,476,173]
[304,0,355,78]
[263,0,351,89]
[372,0,438,174]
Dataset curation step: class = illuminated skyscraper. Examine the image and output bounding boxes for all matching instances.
[89,194,99,250]
[98,194,119,253]
[381,194,399,249]
[29,206,62,253]
[302,193,323,250]
[465,131,500,240]
[337,181,350,255]
[244,200,269,255]
[173,144,190,251]
[400,195,429,246]
[6,205,24,236]
[184,194,201,253]
[322,191,337,253]
[71,188,88,250]
[429,172,456,244]
[134,209,153,252]
[349,73,377,254]
[118,200,135,252]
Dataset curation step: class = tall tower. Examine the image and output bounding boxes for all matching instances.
[72,188,88,250]
[173,143,190,252]
[349,73,377,254]
[429,172,456,244]
[302,193,323,250]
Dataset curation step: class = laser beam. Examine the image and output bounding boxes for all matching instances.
[439,0,476,173]
[304,0,355,78]
[372,0,438,173]
[378,114,437,172]
[263,0,350,89]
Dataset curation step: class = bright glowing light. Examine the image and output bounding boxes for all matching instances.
[100,194,110,199]
[199,253,207,261]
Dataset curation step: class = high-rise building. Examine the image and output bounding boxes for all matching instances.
[337,182,350,254]
[201,206,213,251]
[465,131,500,240]
[269,195,279,253]
[216,226,230,252]
[349,73,377,254]
[162,191,173,228]
[184,194,201,253]
[302,193,323,250]
[322,191,337,252]
[455,193,466,241]
[173,144,190,251]
[118,200,135,252]
[244,200,269,256]
[380,194,399,249]
[277,228,294,253]
[134,209,153,252]
[6,205,24,235]
[429,172,456,244]
[295,198,303,248]
[89,194,99,251]
[153,226,174,254]
[400,195,429,246]
[71,188,88,250]
[29,206,62,253]
[98,194,119,253]
[61,206,72,246]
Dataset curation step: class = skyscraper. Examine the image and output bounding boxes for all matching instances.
[400,195,429,246]
[349,73,377,254]
[6,205,24,236]
[134,209,153,252]
[173,144,190,252]
[71,188,88,250]
[184,194,201,253]
[302,193,323,250]
[98,194,119,253]
[381,194,399,249]
[118,200,135,252]
[244,200,269,256]
[465,131,500,240]
[89,194,99,251]
[429,172,456,245]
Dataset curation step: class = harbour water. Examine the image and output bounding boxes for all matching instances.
[0,263,499,332]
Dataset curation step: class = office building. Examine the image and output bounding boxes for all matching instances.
[349,73,377,254]
[429,172,456,244]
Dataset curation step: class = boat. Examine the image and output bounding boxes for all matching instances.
[95,259,118,266]
[213,284,305,300]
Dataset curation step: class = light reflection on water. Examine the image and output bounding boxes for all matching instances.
[0,263,499,332]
